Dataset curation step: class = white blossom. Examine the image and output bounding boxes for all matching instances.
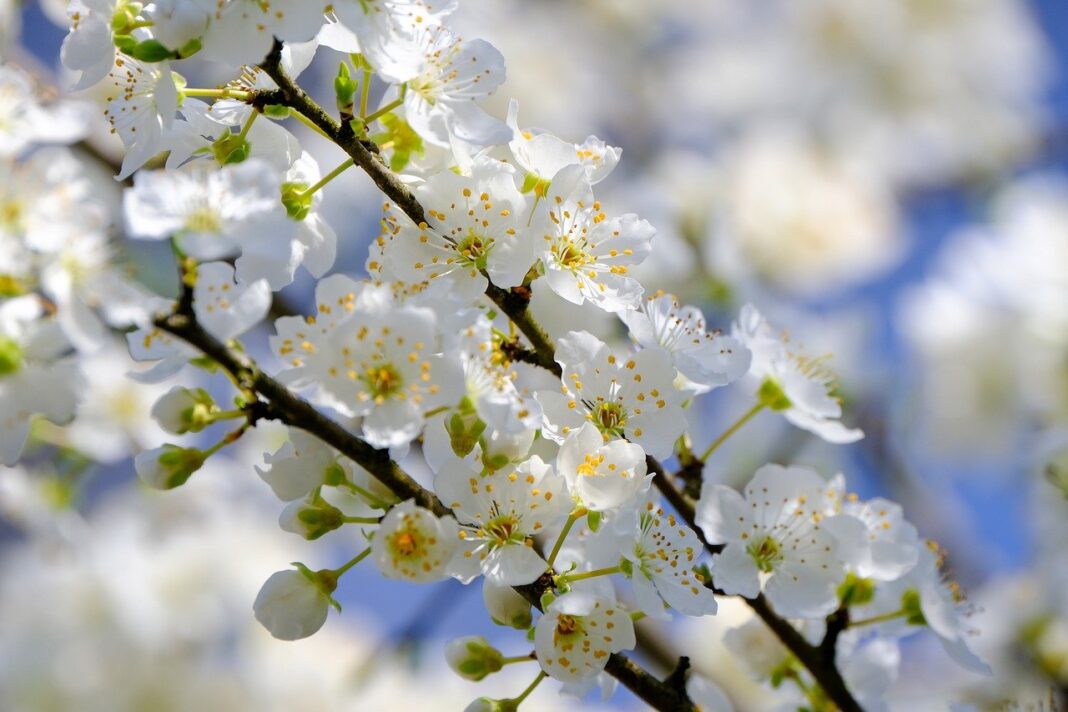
[536,165,653,313]
[372,499,459,582]
[533,591,635,683]
[620,292,751,393]
[370,156,531,300]
[697,464,845,619]
[556,422,649,512]
[536,330,686,459]
[436,455,568,586]
[733,304,863,444]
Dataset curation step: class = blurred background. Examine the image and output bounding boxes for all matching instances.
[3,0,1068,709]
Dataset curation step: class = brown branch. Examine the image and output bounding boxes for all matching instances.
[153,304,689,712]
[247,38,859,710]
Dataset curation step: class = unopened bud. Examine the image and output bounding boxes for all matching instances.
[134,444,205,489]
[280,495,345,540]
[445,636,505,681]
[151,386,218,434]
[482,578,532,630]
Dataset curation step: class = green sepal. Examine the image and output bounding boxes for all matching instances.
[280,181,313,221]
[586,509,602,532]
[757,377,793,411]
[130,39,176,63]
[211,132,251,165]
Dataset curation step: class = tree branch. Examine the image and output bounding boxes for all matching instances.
[153,306,689,712]
[243,38,859,710]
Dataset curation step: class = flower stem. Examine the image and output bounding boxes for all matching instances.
[183,88,251,101]
[512,671,547,706]
[341,516,381,525]
[301,157,355,197]
[559,565,622,584]
[546,508,586,570]
[333,546,372,578]
[237,109,258,141]
[360,68,372,118]
[699,402,765,462]
[363,96,404,124]
[290,109,332,140]
[341,481,391,510]
[202,421,251,457]
[500,654,536,666]
[849,609,906,628]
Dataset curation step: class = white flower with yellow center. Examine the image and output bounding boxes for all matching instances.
[556,422,649,512]
[537,165,653,313]
[398,24,510,147]
[329,0,456,81]
[0,295,82,466]
[127,261,269,383]
[620,292,751,394]
[507,99,621,190]
[274,281,462,449]
[533,591,636,684]
[370,156,531,301]
[696,463,845,619]
[372,499,459,583]
[435,455,568,586]
[536,330,686,460]
[199,0,324,67]
[733,303,863,444]
[617,500,718,620]
[102,55,180,180]
[124,160,302,289]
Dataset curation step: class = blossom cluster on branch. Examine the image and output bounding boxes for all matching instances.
[0,1,1007,710]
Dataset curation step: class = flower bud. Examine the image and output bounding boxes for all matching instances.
[445,636,504,681]
[253,565,336,641]
[482,578,532,629]
[279,495,345,540]
[150,386,218,434]
[134,444,205,489]
[465,698,516,712]
[334,62,357,117]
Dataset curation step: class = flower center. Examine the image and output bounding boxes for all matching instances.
[747,535,783,573]
[0,336,23,377]
[576,452,605,477]
[392,530,419,556]
[0,199,22,232]
[482,513,522,547]
[456,231,494,269]
[591,402,627,437]
[362,362,402,401]
[554,614,581,640]
[553,240,592,270]
[184,206,222,234]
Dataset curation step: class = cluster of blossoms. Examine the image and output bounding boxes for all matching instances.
[0,0,1004,709]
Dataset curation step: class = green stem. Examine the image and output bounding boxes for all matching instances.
[560,565,622,584]
[546,508,585,570]
[500,654,536,666]
[849,609,906,628]
[237,109,258,140]
[202,421,251,457]
[210,409,247,422]
[341,515,381,525]
[333,547,372,578]
[183,88,251,101]
[301,157,355,197]
[359,68,372,118]
[364,96,404,124]
[511,671,547,707]
[290,109,332,140]
[340,481,392,510]
[699,402,765,462]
